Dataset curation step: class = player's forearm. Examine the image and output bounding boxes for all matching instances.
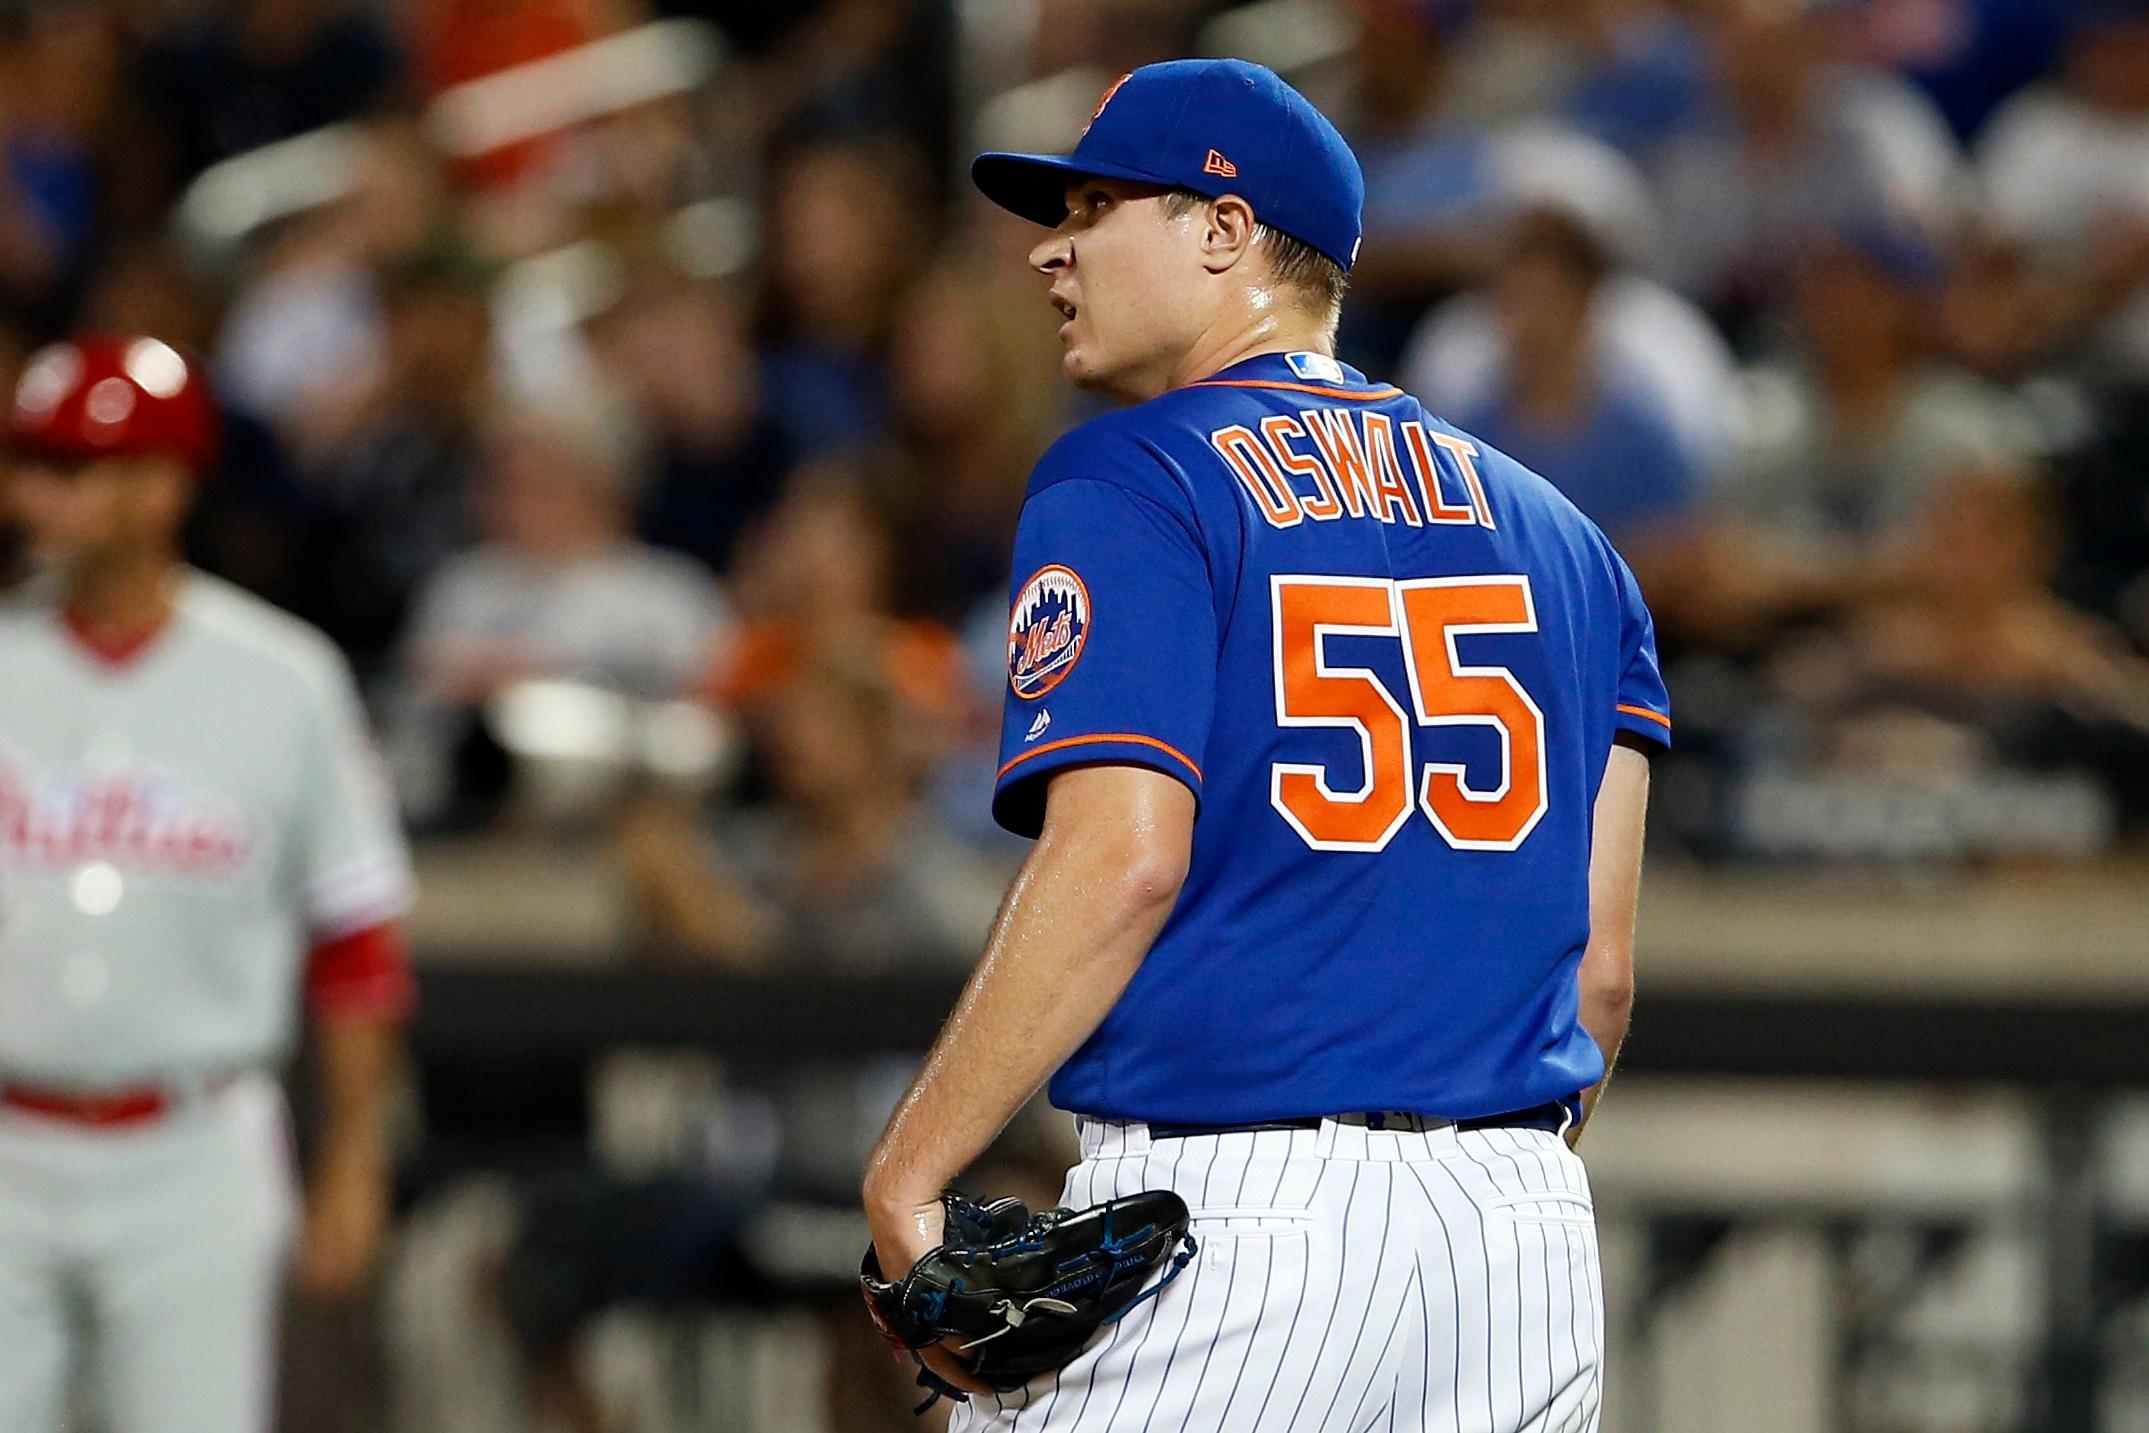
[1571,744,1649,1145]
[864,777,1192,1212]
[310,1014,400,1177]
[1571,954,1634,1142]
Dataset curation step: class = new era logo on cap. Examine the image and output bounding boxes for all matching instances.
[1203,149,1238,178]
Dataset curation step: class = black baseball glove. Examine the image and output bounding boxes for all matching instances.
[861,1189,1198,1411]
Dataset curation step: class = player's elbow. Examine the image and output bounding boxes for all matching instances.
[1037,766,1196,915]
[1051,808,1189,917]
[1578,938,1635,1021]
[1101,830,1191,915]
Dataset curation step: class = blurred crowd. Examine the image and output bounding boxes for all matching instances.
[6,0,2149,884]
[1331,0,2149,864]
[5,0,2147,1425]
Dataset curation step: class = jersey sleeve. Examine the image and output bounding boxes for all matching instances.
[1609,549,1672,751]
[305,920,416,1021]
[294,647,417,937]
[992,441,1217,837]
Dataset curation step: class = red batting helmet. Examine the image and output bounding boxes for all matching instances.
[7,335,220,476]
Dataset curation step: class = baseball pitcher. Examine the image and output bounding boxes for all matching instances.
[0,336,415,1432]
[862,61,1669,1429]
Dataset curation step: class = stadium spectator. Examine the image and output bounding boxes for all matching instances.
[394,387,729,821]
[137,0,402,180]
[1555,0,1710,160]
[406,388,726,698]
[1398,0,1711,159]
[0,0,120,325]
[4,0,2149,1418]
[1977,1,2149,381]
[76,238,216,349]
[1651,0,1964,338]
[1938,223,2064,386]
[1421,202,1701,550]
[213,119,450,442]
[1730,226,2036,557]
[874,258,1065,621]
[706,478,975,777]
[617,654,1001,970]
[1339,4,1711,366]
[1019,0,1199,77]
[1818,473,2149,722]
[1400,128,1736,500]
[290,241,494,677]
[586,268,794,579]
[747,0,955,170]
[754,136,929,457]
[614,478,988,954]
[1341,0,1497,306]
[1763,467,2149,830]
[1833,0,2066,141]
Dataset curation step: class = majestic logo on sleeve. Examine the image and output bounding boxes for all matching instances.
[1008,565,1090,700]
[0,751,254,876]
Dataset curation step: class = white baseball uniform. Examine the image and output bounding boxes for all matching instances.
[954,1117,1602,1432]
[0,571,413,1433]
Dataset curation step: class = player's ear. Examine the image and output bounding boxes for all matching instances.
[1197,194,1257,276]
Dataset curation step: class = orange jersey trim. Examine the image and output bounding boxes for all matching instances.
[1617,703,1673,730]
[1185,379,1404,402]
[997,732,1203,784]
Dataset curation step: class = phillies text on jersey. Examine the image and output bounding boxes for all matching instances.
[0,574,413,1085]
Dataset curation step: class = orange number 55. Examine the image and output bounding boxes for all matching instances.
[1270,574,1548,852]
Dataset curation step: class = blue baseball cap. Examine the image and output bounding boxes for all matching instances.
[972,59,1365,272]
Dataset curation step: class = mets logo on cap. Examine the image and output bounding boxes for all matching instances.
[1008,565,1090,699]
[1084,73,1131,135]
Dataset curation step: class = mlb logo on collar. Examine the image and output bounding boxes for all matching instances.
[1284,351,1345,383]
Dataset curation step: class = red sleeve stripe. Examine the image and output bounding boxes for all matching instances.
[305,922,416,1020]
[1617,703,1673,730]
[997,733,1204,785]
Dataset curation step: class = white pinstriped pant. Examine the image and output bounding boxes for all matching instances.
[952,1114,1602,1433]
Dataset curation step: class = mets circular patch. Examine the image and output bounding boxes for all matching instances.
[1008,565,1090,700]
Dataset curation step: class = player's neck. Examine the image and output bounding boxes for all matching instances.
[1167,308,1336,394]
[61,548,181,645]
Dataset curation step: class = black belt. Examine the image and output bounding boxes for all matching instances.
[1147,1101,1571,1140]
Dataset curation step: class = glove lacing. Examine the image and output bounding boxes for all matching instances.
[907,1229,1198,1415]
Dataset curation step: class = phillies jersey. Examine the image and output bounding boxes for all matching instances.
[0,573,413,1085]
[994,350,1670,1125]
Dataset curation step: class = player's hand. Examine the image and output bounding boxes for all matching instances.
[296,1149,389,1300]
[864,1189,996,1398]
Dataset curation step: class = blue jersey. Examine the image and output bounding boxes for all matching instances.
[994,350,1671,1126]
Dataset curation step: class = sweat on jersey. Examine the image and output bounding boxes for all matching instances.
[0,574,414,1087]
[994,350,1670,1127]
